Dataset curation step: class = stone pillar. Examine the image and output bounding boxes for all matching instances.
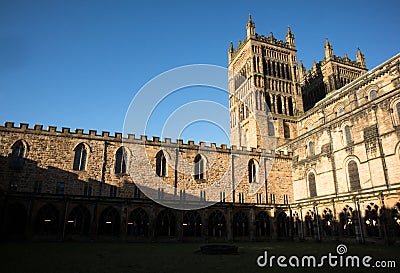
[249,207,255,241]
[177,210,183,241]
[202,209,209,242]
[227,207,233,241]
[121,205,128,241]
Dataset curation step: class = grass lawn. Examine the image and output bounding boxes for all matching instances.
[0,240,398,273]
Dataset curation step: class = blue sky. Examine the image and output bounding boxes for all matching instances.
[1,0,399,145]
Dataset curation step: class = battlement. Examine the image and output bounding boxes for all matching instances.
[1,121,293,157]
[230,32,292,61]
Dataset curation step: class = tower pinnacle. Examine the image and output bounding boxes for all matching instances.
[356,48,366,68]
[324,38,333,59]
[286,26,295,47]
[246,15,256,38]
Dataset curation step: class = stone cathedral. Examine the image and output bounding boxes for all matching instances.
[0,16,399,243]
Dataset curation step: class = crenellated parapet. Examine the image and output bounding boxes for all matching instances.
[1,121,293,158]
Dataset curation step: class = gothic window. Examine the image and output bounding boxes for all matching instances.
[255,212,270,237]
[248,159,258,183]
[98,206,120,236]
[156,150,167,177]
[344,125,353,145]
[183,211,202,237]
[288,97,294,116]
[10,140,27,169]
[266,94,272,111]
[115,147,127,174]
[156,210,176,237]
[194,154,205,180]
[34,204,60,235]
[348,160,361,191]
[277,96,283,114]
[232,211,249,237]
[73,143,87,171]
[369,90,378,101]
[308,141,315,156]
[208,210,226,238]
[308,172,317,198]
[11,140,26,159]
[284,123,290,138]
[128,208,149,237]
[66,205,91,236]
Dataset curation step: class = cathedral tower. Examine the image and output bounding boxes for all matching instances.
[228,16,304,148]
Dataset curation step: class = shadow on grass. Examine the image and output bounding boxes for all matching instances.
[0,241,398,273]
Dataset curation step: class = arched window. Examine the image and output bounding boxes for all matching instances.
[128,208,149,237]
[73,143,87,171]
[115,147,127,174]
[156,151,167,177]
[369,90,378,101]
[208,210,226,238]
[277,96,283,114]
[232,211,249,237]
[194,154,205,180]
[255,211,270,237]
[10,140,27,169]
[183,211,202,237]
[248,159,258,183]
[308,172,317,198]
[284,123,290,138]
[98,206,120,236]
[344,125,353,145]
[11,140,26,159]
[156,210,176,237]
[308,141,315,156]
[348,160,361,191]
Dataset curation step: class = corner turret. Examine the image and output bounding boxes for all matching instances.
[246,15,256,38]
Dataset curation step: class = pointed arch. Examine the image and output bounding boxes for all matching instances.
[255,211,270,237]
[73,143,89,171]
[208,210,226,238]
[156,150,167,177]
[248,159,259,183]
[98,206,120,236]
[194,154,205,180]
[183,211,202,237]
[232,211,249,237]
[34,204,60,235]
[115,146,127,174]
[66,205,91,235]
[307,170,317,198]
[347,160,361,191]
[156,209,176,237]
[128,208,149,237]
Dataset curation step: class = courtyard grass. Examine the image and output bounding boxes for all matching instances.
[0,240,398,273]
